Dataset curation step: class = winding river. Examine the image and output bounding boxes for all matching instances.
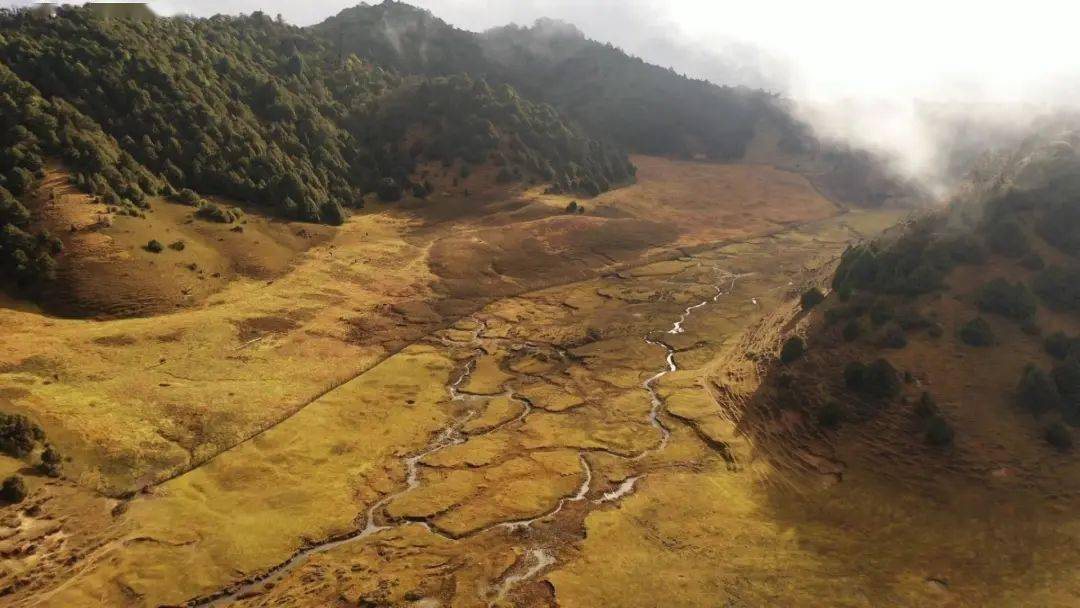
[192,270,741,607]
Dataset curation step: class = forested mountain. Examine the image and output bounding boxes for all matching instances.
[315,2,805,160]
[0,5,630,285]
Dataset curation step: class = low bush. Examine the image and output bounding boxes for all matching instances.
[817,402,845,428]
[958,317,994,347]
[939,234,988,265]
[924,415,955,446]
[0,413,44,457]
[869,301,894,326]
[377,177,402,202]
[1034,266,1080,312]
[1045,422,1074,451]
[195,203,238,223]
[176,188,201,205]
[914,391,938,417]
[39,444,61,477]
[1044,332,1080,361]
[1051,357,1080,408]
[144,239,164,253]
[976,278,1037,320]
[1017,364,1063,415]
[895,307,930,330]
[986,219,1030,258]
[1020,252,1045,271]
[844,358,900,399]
[842,318,861,342]
[780,336,806,364]
[880,323,908,349]
[800,288,825,310]
[0,475,26,503]
[168,240,185,251]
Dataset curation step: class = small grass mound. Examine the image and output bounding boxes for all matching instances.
[144,239,164,253]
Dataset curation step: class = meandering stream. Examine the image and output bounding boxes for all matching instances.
[193,270,742,607]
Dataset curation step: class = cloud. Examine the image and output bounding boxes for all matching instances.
[12,0,1080,191]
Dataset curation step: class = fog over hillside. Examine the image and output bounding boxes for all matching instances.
[20,0,1080,193]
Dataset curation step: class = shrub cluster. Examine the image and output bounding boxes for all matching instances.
[843,358,900,399]
[958,317,994,347]
[976,278,1037,321]
[780,336,806,364]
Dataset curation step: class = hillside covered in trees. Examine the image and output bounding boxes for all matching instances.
[0,4,630,286]
[315,2,806,161]
[774,119,1080,461]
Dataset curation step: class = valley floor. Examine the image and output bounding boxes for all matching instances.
[7,158,1071,607]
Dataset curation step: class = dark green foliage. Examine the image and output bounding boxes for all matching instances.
[895,306,930,330]
[1034,266,1080,311]
[1017,364,1063,415]
[779,336,805,364]
[927,322,944,338]
[985,219,1029,257]
[0,413,44,458]
[314,3,827,165]
[1034,186,1080,256]
[976,278,1037,320]
[0,475,26,503]
[842,318,861,342]
[800,287,825,310]
[914,391,938,418]
[832,226,954,296]
[377,178,402,202]
[1051,357,1080,413]
[566,201,578,213]
[177,188,201,205]
[1020,252,1045,271]
[1045,422,1073,451]
[496,166,516,183]
[1045,332,1080,361]
[320,201,347,226]
[869,301,894,326]
[195,203,238,224]
[938,234,988,265]
[0,4,628,236]
[40,444,62,477]
[879,323,907,349]
[145,239,163,253]
[924,415,955,446]
[844,358,900,399]
[817,402,844,428]
[168,240,185,251]
[958,317,994,347]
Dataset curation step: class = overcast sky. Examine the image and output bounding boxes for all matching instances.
[10,0,1080,186]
